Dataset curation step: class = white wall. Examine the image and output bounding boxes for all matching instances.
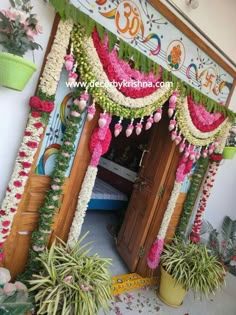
[0,0,55,201]
[161,0,236,71]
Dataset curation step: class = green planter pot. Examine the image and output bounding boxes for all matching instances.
[0,52,37,91]
[223,147,236,159]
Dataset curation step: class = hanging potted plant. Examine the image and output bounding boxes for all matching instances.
[223,122,236,159]
[0,0,43,91]
[158,238,225,307]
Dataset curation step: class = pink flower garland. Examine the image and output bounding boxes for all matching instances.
[147,155,194,269]
[92,30,162,98]
[187,96,226,132]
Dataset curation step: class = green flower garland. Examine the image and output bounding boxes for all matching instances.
[72,25,172,119]
[19,98,84,281]
[175,157,209,239]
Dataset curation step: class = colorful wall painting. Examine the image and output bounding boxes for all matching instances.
[35,68,86,176]
[69,0,233,104]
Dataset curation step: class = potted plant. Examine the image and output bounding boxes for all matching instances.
[0,0,42,91]
[223,122,236,159]
[0,267,34,314]
[200,216,236,276]
[158,238,225,307]
[28,235,113,315]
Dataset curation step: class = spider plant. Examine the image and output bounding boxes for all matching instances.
[28,235,112,315]
[161,238,225,297]
[200,216,236,275]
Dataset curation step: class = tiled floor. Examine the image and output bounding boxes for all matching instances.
[81,211,236,315]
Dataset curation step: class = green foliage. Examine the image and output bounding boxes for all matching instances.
[29,236,112,315]
[200,216,236,276]
[175,157,209,239]
[0,1,42,57]
[161,238,225,296]
[0,288,33,315]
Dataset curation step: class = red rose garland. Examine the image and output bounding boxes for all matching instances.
[0,98,54,260]
[190,154,222,242]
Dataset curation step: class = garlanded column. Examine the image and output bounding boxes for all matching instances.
[147,155,194,269]
[67,112,112,248]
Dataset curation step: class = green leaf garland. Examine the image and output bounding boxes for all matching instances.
[175,157,209,239]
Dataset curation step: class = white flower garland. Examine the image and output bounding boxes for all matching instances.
[67,165,98,248]
[39,19,73,96]
[158,181,182,239]
[176,98,227,146]
[181,96,228,139]
[0,19,73,254]
[215,121,232,154]
[0,113,44,244]
[83,37,171,108]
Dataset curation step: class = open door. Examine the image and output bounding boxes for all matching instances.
[117,108,179,273]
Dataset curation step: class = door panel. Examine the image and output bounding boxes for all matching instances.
[117,110,178,272]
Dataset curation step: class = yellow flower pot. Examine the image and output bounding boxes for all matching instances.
[223,147,236,160]
[157,266,187,307]
[0,52,37,91]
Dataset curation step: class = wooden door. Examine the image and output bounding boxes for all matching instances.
[117,109,179,273]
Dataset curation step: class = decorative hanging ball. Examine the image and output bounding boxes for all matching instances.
[67,72,78,86]
[70,110,80,118]
[202,149,208,158]
[87,103,96,121]
[175,135,182,145]
[168,119,176,131]
[74,92,89,112]
[153,108,162,123]
[126,121,134,137]
[195,151,201,160]
[145,117,154,130]
[64,54,75,72]
[98,113,107,128]
[189,145,196,161]
[184,146,191,158]
[171,130,177,141]
[136,122,143,135]
[168,91,179,117]
[179,141,186,152]
[208,144,215,155]
[214,139,220,147]
[114,123,123,137]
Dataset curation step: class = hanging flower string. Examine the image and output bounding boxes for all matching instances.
[190,155,222,242]
[147,155,194,269]
[0,104,51,260]
[67,112,112,248]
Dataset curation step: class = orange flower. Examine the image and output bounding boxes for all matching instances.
[170,45,182,65]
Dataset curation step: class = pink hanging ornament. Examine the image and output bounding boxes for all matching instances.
[136,122,143,135]
[202,149,208,158]
[126,123,134,137]
[168,91,179,117]
[171,130,177,141]
[114,122,123,137]
[208,144,215,155]
[145,117,153,130]
[214,139,220,147]
[184,147,191,158]
[98,113,107,128]
[64,54,75,71]
[67,72,78,86]
[179,141,186,152]
[153,108,162,123]
[168,119,176,131]
[175,135,182,145]
[74,92,89,112]
[189,151,196,161]
[195,151,201,160]
[87,103,96,121]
